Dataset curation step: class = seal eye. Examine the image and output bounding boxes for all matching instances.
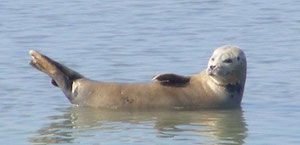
[211,58,215,61]
[223,58,233,63]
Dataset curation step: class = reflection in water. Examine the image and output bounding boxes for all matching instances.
[29,107,248,144]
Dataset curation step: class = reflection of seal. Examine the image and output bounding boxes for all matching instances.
[29,45,247,109]
[29,107,248,144]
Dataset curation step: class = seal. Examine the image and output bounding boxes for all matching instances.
[29,45,247,109]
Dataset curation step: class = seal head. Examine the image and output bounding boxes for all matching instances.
[206,45,247,86]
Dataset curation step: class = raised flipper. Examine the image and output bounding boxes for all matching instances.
[29,50,83,102]
[152,73,190,86]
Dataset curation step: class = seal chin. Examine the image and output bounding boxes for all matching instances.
[209,76,227,86]
[207,69,228,86]
[209,74,241,87]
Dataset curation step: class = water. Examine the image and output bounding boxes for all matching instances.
[1,0,300,144]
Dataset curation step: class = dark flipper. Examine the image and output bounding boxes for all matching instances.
[152,73,190,86]
[29,50,83,102]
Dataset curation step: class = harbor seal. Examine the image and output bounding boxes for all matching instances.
[29,45,247,109]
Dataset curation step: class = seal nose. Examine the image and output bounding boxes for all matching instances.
[210,65,215,70]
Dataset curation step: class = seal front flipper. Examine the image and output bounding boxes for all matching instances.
[29,50,83,102]
[152,73,190,86]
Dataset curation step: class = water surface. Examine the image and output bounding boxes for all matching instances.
[1,0,300,144]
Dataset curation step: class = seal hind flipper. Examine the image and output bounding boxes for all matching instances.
[152,73,190,86]
[29,50,83,102]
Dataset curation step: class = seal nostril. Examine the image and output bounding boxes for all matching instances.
[210,65,215,70]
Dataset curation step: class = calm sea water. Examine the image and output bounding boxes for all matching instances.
[1,0,300,144]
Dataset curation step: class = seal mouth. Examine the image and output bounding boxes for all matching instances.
[207,69,232,86]
[207,68,225,86]
[206,68,214,76]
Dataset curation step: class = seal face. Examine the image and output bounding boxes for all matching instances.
[206,45,247,86]
[29,45,247,109]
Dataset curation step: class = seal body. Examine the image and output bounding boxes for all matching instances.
[29,45,246,109]
[70,73,238,109]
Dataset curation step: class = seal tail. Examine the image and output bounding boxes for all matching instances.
[29,50,83,102]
